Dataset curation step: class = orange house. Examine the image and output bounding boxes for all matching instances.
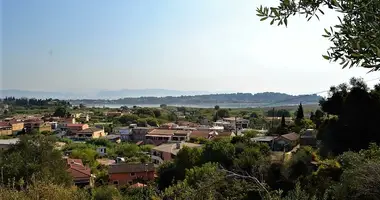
[108,163,155,186]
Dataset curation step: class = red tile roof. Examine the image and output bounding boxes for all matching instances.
[280,132,300,141]
[66,158,91,180]
[67,123,86,127]
[109,163,154,174]
[0,122,10,127]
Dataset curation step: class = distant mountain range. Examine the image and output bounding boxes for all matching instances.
[1,90,322,107]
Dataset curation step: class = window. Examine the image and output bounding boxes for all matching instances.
[113,181,118,185]
[130,172,136,176]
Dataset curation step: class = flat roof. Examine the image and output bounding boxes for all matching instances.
[252,136,276,142]
[153,142,202,154]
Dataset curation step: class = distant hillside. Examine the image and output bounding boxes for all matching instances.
[0,90,78,99]
[70,92,322,106]
[96,89,211,98]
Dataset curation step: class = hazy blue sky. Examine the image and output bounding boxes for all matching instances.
[1,0,379,95]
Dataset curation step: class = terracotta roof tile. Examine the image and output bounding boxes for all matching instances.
[280,132,300,141]
[109,163,154,174]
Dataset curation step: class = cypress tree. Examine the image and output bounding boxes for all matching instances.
[281,114,286,127]
[296,102,304,120]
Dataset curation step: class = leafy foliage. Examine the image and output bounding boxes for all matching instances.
[257,0,380,71]
[0,135,72,186]
[318,78,380,155]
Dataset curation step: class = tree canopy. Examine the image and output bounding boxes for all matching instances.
[257,0,380,71]
[318,78,380,155]
[0,135,72,186]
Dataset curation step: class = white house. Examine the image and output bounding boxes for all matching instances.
[97,146,107,157]
[117,127,131,141]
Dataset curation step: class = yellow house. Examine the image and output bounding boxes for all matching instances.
[0,126,12,136]
[0,121,24,134]
[77,127,105,139]
[9,122,24,133]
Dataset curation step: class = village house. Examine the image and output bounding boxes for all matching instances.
[222,117,250,129]
[129,127,152,142]
[0,124,12,136]
[65,123,89,134]
[0,120,24,134]
[300,129,317,147]
[177,121,199,127]
[72,113,90,122]
[58,117,76,125]
[213,120,234,130]
[77,127,106,140]
[190,130,235,141]
[66,158,93,187]
[151,142,202,164]
[116,126,131,141]
[274,132,300,151]
[159,123,178,129]
[24,120,52,133]
[105,134,121,143]
[108,163,155,186]
[145,129,191,145]
[252,136,277,148]
[0,138,19,151]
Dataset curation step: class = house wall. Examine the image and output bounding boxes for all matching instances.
[0,128,12,136]
[38,124,52,132]
[11,123,24,132]
[131,128,150,141]
[119,128,130,141]
[151,150,173,164]
[109,171,155,185]
[274,138,298,151]
[93,130,105,138]
[68,124,89,133]
[162,151,172,161]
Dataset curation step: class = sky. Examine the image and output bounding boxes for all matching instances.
[1,0,379,95]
